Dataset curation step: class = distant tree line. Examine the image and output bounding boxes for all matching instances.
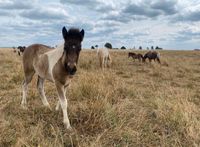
[91,45,98,49]
[90,43,163,50]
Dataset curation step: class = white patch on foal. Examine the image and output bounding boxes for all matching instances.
[45,44,64,81]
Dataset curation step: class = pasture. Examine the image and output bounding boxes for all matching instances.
[0,48,200,146]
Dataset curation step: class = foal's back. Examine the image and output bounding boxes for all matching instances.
[23,44,53,76]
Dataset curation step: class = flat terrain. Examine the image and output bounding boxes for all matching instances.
[0,48,200,146]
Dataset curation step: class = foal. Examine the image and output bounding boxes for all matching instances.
[128,52,143,62]
[21,27,84,129]
[143,51,161,63]
[97,48,112,69]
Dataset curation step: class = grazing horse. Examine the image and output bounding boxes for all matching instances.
[97,48,112,68]
[143,51,161,63]
[16,46,26,56]
[21,27,84,129]
[128,52,143,62]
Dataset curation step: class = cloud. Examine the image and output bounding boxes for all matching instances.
[151,0,178,15]
[175,10,200,22]
[60,0,115,13]
[123,0,178,18]
[173,30,200,42]
[0,0,33,10]
[0,0,199,49]
[0,10,12,16]
[20,4,70,21]
[60,0,96,6]
[123,3,162,18]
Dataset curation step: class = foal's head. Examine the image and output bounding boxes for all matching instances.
[62,27,84,75]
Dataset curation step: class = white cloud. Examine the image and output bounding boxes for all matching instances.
[0,0,199,49]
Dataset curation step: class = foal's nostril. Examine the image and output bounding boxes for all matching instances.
[65,65,77,75]
[69,67,77,75]
[65,62,77,75]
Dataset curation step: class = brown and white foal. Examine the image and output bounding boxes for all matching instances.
[128,52,143,62]
[21,27,84,129]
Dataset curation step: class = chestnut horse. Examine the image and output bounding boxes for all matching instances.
[21,27,84,129]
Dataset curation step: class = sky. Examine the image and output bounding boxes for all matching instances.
[0,0,200,50]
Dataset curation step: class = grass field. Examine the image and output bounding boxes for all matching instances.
[0,48,200,146]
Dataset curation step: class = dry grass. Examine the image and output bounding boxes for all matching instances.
[0,48,200,147]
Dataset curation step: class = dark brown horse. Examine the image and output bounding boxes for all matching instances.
[143,51,161,63]
[128,52,143,62]
[21,27,84,129]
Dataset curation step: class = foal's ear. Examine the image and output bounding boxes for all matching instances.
[80,29,84,41]
[62,26,68,39]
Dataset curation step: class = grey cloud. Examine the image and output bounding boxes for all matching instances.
[172,30,200,42]
[175,10,200,22]
[151,0,178,15]
[0,10,12,16]
[101,12,146,23]
[60,0,96,6]
[101,0,178,23]
[124,3,162,18]
[60,0,114,13]
[20,8,68,21]
[0,1,32,10]
[123,0,178,18]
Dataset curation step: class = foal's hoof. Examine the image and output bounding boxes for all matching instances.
[55,105,60,111]
[44,104,52,110]
[64,124,73,132]
[47,105,52,111]
[21,104,28,110]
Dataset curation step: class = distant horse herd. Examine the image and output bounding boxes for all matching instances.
[128,51,161,63]
[11,27,162,130]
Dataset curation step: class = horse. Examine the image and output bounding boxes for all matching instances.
[21,27,84,129]
[97,47,112,69]
[18,46,26,52]
[16,46,26,56]
[128,52,143,62]
[143,51,161,63]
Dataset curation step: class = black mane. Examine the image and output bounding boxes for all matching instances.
[67,28,82,40]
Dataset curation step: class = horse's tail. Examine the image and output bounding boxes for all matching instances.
[157,52,160,58]
[157,52,161,63]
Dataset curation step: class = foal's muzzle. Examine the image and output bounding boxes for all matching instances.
[65,63,77,75]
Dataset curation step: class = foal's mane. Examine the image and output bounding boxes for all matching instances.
[67,28,82,40]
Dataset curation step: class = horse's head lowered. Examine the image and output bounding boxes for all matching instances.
[62,27,84,75]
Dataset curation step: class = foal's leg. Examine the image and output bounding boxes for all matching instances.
[56,83,71,129]
[56,86,67,111]
[56,81,70,111]
[37,76,50,108]
[21,71,35,108]
[56,100,60,111]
